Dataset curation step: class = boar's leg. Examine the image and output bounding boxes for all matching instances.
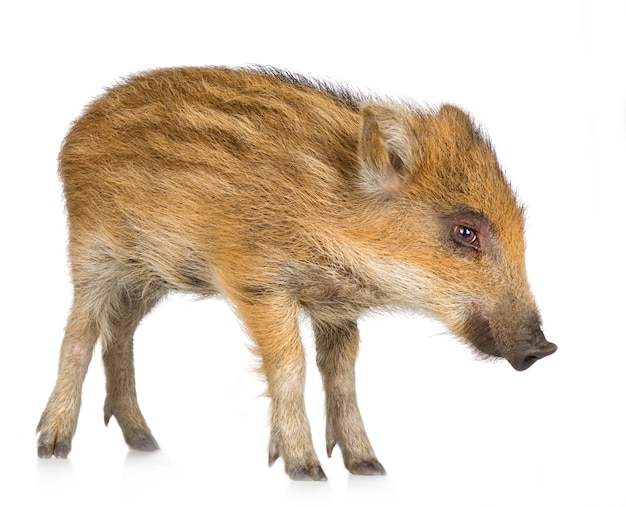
[37,275,163,458]
[102,289,163,452]
[233,291,326,481]
[313,319,386,476]
[37,301,99,458]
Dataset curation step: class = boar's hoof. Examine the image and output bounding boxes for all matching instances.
[104,410,159,451]
[348,459,386,476]
[37,434,71,459]
[125,432,160,452]
[512,341,558,371]
[288,465,328,481]
[37,442,71,459]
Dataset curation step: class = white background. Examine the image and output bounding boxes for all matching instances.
[2,1,625,505]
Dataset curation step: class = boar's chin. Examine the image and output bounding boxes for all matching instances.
[459,312,504,360]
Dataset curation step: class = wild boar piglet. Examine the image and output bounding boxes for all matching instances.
[37,66,556,480]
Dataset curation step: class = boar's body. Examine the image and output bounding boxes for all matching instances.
[37,67,555,480]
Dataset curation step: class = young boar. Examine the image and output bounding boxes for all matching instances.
[37,66,556,480]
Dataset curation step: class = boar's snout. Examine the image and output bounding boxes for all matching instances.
[460,311,557,371]
[510,329,557,371]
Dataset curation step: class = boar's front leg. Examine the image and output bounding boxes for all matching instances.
[313,319,386,476]
[233,291,326,481]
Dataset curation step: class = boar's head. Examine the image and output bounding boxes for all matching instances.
[358,103,556,371]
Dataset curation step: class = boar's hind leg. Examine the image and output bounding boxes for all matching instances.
[313,319,386,476]
[37,301,99,458]
[102,289,163,452]
[37,284,163,458]
[234,292,326,481]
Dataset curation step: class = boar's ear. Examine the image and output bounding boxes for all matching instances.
[438,104,472,123]
[438,104,481,138]
[358,104,418,196]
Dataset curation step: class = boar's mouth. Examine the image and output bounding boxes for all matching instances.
[460,312,503,359]
[460,312,557,371]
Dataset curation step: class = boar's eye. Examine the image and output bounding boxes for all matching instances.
[453,225,480,249]
[446,211,492,254]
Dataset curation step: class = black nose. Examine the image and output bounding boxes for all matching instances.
[511,331,557,371]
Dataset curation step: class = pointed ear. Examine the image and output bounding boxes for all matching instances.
[438,104,481,138]
[358,104,418,196]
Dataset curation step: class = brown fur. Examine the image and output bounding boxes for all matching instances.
[37,66,556,480]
